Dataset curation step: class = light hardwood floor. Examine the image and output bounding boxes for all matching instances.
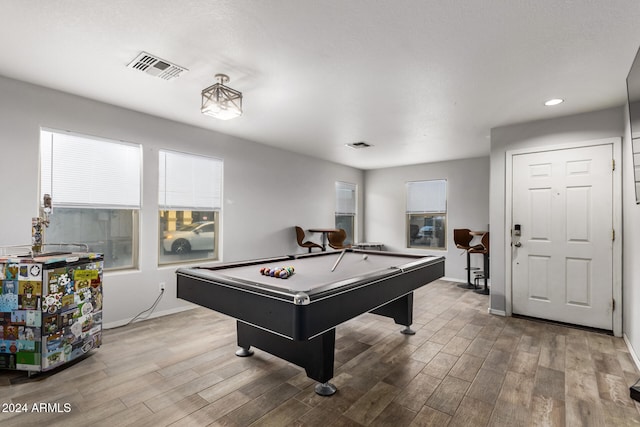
[1,279,639,426]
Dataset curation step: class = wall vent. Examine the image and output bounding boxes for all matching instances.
[346,141,372,149]
[127,52,188,80]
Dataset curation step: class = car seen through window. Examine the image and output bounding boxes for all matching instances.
[162,221,215,254]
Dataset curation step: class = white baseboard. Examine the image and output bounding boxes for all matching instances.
[103,305,196,330]
[624,334,640,372]
[488,308,506,316]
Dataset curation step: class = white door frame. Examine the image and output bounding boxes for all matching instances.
[504,137,622,336]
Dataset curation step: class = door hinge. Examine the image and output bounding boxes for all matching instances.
[612,159,616,171]
[612,298,616,311]
[612,229,615,241]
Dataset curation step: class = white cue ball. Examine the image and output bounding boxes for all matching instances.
[362,254,368,260]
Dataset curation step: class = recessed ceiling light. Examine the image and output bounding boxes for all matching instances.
[544,98,564,106]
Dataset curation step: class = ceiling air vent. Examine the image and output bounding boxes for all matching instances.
[127,52,188,80]
[346,141,372,149]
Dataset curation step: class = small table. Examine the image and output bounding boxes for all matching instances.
[176,250,445,396]
[308,228,340,251]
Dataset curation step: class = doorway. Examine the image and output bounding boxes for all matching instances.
[506,139,622,334]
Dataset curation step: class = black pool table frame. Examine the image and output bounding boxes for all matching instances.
[176,250,445,395]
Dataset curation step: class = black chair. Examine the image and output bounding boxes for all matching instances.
[453,228,482,289]
[328,229,352,250]
[295,226,323,253]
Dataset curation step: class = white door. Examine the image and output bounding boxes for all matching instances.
[511,144,613,330]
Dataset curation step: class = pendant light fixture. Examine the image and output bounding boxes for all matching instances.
[201,73,243,120]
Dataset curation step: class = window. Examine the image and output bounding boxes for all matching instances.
[406,180,447,249]
[158,150,222,265]
[40,129,141,270]
[335,181,356,245]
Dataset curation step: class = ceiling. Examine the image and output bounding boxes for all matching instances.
[1,1,640,170]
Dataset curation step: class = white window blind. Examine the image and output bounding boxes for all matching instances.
[335,181,356,215]
[406,180,447,213]
[159,150,223,210]
[40,130,141,208]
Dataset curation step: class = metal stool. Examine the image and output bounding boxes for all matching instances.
[469,232,490,295]
[454,229,482,289]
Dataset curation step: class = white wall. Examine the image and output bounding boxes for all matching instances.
[0,75,363,327]
[623,104,640,363]
[490,107,624,312]
[363,157,490,281]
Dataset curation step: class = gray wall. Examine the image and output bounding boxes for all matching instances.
[363,157,490,281]
[623,104,640,362]
[489,107,623,314]
[0,75,363,327]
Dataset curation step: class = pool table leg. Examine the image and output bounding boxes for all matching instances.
[370,292,415,334]
[235,347,254,357]
[235,321,337,396]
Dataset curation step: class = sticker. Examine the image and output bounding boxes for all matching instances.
[2,280,17,294]
[5,264,19,280]
[81,339,93,353]
[75,288,92,304]
[4,326,18,341]
[43,314,59,334]
[74,270,99,282]
[10,311,26,324]
[45,351,62,368]
[0,294,18,312]
[0,354,17,369]
[61,294,75,308]
[81,315,94,333]
[42,293,62,314]
[19,294,39,310]
[29,265,41,279]
[17,340,35,352]
[18,326,36,341]
[26,310,41,327]
[80,302,93,316]
[70,321,82,338]
[47,268,67,294]
[92,289,102,311]
[19,281,42,296]
[46,333,63,352]
[60,309,78,327]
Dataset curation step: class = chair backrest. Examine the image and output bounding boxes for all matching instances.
[453,228,473,249]
[328,229,347,248]
[294,226,306,245]
[481,232,489,252]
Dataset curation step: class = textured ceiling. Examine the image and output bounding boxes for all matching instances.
[1,0,639,169]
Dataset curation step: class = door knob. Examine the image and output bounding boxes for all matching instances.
[514,242,522,247]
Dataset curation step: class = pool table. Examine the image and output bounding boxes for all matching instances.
[176,249,445,395]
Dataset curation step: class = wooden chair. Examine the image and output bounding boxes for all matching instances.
[295,226,323,253]
[328,229,352,250]
[453,228,482,289]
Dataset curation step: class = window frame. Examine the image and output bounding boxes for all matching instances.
[39,129,142,271]
[406,179,447,250]
[335,181,357,245]
[158,149,223,266]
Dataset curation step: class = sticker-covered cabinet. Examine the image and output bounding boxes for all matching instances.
[0,253,103,372]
